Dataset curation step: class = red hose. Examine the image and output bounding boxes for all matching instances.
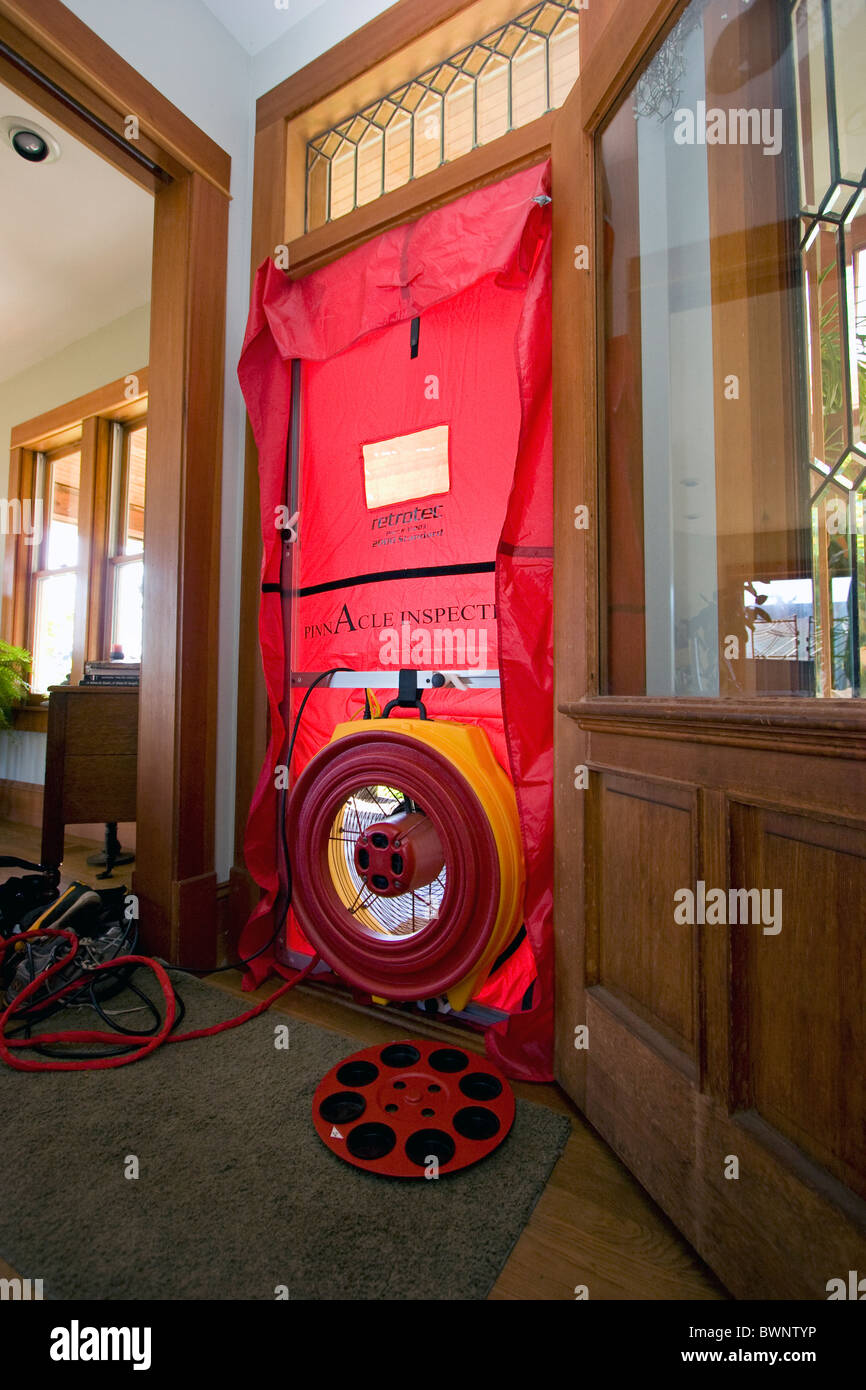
[0,927,318,1072]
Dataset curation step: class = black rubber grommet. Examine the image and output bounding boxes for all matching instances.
[454,1106,501,1141]
[405,1129,456,1167]
[319,1092,366,1124]
[346,1123,397,1161]
[429,1047,469,1073]
[336,1060,379,1087]
[380,1044,421,1067]
[459,1072,503,1101]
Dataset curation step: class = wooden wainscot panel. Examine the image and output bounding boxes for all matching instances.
[590,770,700,1065]
[731,802,866,1203]
[585,989,701,1244]
[695,1100,866,1299]
[587,984,866,1298]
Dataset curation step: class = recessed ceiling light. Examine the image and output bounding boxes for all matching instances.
[1,115,61,164]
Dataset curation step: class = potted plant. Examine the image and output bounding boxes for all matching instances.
[0,640,31,728]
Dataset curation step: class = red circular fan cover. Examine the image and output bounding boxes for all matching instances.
[313,1038,515,1178]
[288,730,500,1000]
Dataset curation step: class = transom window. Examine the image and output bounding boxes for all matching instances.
[305,0,581,231]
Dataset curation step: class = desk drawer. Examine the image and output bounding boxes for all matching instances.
[60,695,139,756]
[62,756,138,822]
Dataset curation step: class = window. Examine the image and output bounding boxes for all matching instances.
[599,0,865,698]
[30,448,81,693]
[4,374,148,693]
[305,0,581,231]
[108,422,147,662]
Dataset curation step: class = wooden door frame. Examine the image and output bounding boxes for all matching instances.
[0,0,230,964]
[553,0,710,1109]
[231,0,559,938]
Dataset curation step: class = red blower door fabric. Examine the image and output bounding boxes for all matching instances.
[237,163,553,1081]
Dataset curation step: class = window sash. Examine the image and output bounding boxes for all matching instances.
[6,403,148,692]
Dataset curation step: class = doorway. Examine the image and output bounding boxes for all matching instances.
[0,0,230,964]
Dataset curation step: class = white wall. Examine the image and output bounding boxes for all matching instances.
[0,302,150,499]
[61,0,254,884]
[252,1,394,97]
[56,0,392,880]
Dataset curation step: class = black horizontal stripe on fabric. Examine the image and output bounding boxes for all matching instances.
[297,562,496,599]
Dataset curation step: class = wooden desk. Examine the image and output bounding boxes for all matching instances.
[41,686,139,870]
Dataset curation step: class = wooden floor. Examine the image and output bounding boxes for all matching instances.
[0,817,728,1301]
[0,819,132,891]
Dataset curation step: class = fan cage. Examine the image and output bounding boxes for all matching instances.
[328,783,446,939]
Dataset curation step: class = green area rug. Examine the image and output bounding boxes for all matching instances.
[0,972,569,1300]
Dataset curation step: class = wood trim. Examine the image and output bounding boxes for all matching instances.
[83,416,112,663]
[561,698,866,758]
[551,57,595,1108]
[575,0,690,134]
[0,0,230,196]
[252,118,289,270]
[1,447,36,651]
[71,415,98,684]
[135,170,226,962]
[11,369,149,449]
[0,777,43,827]
[11,703,48,732]
[256,0,472,133]
[285,113,555,278]
[0,14,180,195]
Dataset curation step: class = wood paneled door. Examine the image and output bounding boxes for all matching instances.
[553,0,866,1297]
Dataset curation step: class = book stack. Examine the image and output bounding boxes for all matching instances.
[80,661,141,687]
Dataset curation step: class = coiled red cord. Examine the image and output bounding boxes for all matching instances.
[0,927,318,1072]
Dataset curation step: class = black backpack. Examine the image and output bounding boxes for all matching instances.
[0,857,59,940]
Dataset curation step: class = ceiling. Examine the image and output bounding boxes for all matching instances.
[0,80,153,384]
[200,0,332,56]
